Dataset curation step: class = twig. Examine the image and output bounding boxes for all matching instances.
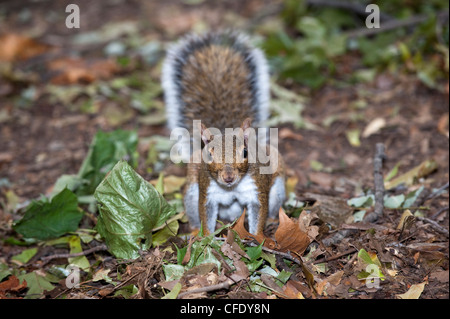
[322,144,386,246]
[416,216,449,237]
[345,10,449,39]
[306,0,394,22]
[41,244,108,263]
[313,248,357,264]
[420,182,449,206]
[177,279,233,299]
[365,143,386,223]
[431,206,449,220]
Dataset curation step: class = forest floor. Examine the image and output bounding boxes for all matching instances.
[0,0,448,300]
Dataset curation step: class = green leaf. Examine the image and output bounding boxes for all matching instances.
[276,269,292,285]
[357,249,382,268]
[77,130,138,196]
[345,129,361,147]
[11,248,38,265]
[0,263,12,282]
[403,186,424,208]
[114,284,138,298]
[68,235,90,271]
[384,194,405,209]
[347,195,374,208]
[175,244,187,265]
[384,162,401,183]
[163,264,185,281]
[152,220,179,247]
[94,160,177,259]
[162,282,182,299]
[13,188,83,240]
[245,243,262,261]
[353,210,367,222]
[18,271,55,299]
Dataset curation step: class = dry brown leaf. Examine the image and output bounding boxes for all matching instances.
[282,280,305,299]
[430,270,449,283]
[0,34,50,62]
[279,128,303,141]
[298,210,319,242]
[182,236,196,265]
[0,275,27,293]
[48,57,119,85]
[397,281,427,299]
[260,274,284,294]
[437,113,449,137]
[275,208,310,256]
[231,209,277,250]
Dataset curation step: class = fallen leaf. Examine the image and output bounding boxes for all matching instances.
[0,275,27,293]
[231,210,277,250]
[17,271,55,299]
[279,128,303,141]
[282,280,305,299]
[362,117,386,138]
[384,159,438,190]
[430,270,449,283]
[305,192,354,228]
[48,57,119,85]
[397,209,414,230]
[397,281,427,299]
[150,175,186,194]
[298,210,319,242]
[0,34,50,62]
[437,113,449,137]
[345,129,361,147]
[275,208,310,256]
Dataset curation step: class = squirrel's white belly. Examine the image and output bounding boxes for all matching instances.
[184,175,285,233]
[206,174,259,222]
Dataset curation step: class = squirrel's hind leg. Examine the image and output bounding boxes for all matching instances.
[268,176,286,219]
[184,183,200,229]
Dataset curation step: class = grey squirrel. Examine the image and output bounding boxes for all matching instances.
[162,31,286,235]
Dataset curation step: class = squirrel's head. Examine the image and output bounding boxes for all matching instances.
[200,118,252,188]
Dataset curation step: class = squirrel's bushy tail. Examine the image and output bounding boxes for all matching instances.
[161,30,270,132]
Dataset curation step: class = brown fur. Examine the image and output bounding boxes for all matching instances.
[192,118,285,234]
[181,45,254,132]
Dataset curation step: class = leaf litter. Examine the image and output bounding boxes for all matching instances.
[0,0,448,301]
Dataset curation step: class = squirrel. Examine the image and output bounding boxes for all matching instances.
[162,31,286,235]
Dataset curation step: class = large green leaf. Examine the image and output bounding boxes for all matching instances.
[94,160,176,259]
[13,188,83,240]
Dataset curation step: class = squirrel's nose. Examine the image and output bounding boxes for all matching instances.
[223,176,235,184]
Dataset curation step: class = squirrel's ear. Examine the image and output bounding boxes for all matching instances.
[200,123,212,145]
[241,117,252,147]
[241,117,252,131]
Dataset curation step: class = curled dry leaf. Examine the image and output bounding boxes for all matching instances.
[298,210,320,242]
[275,208,310,256]
[231,209,277,250]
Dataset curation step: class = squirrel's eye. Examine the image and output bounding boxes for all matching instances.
[243,148,248,159]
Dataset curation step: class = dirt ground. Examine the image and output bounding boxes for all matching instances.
[0,0,448,299]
